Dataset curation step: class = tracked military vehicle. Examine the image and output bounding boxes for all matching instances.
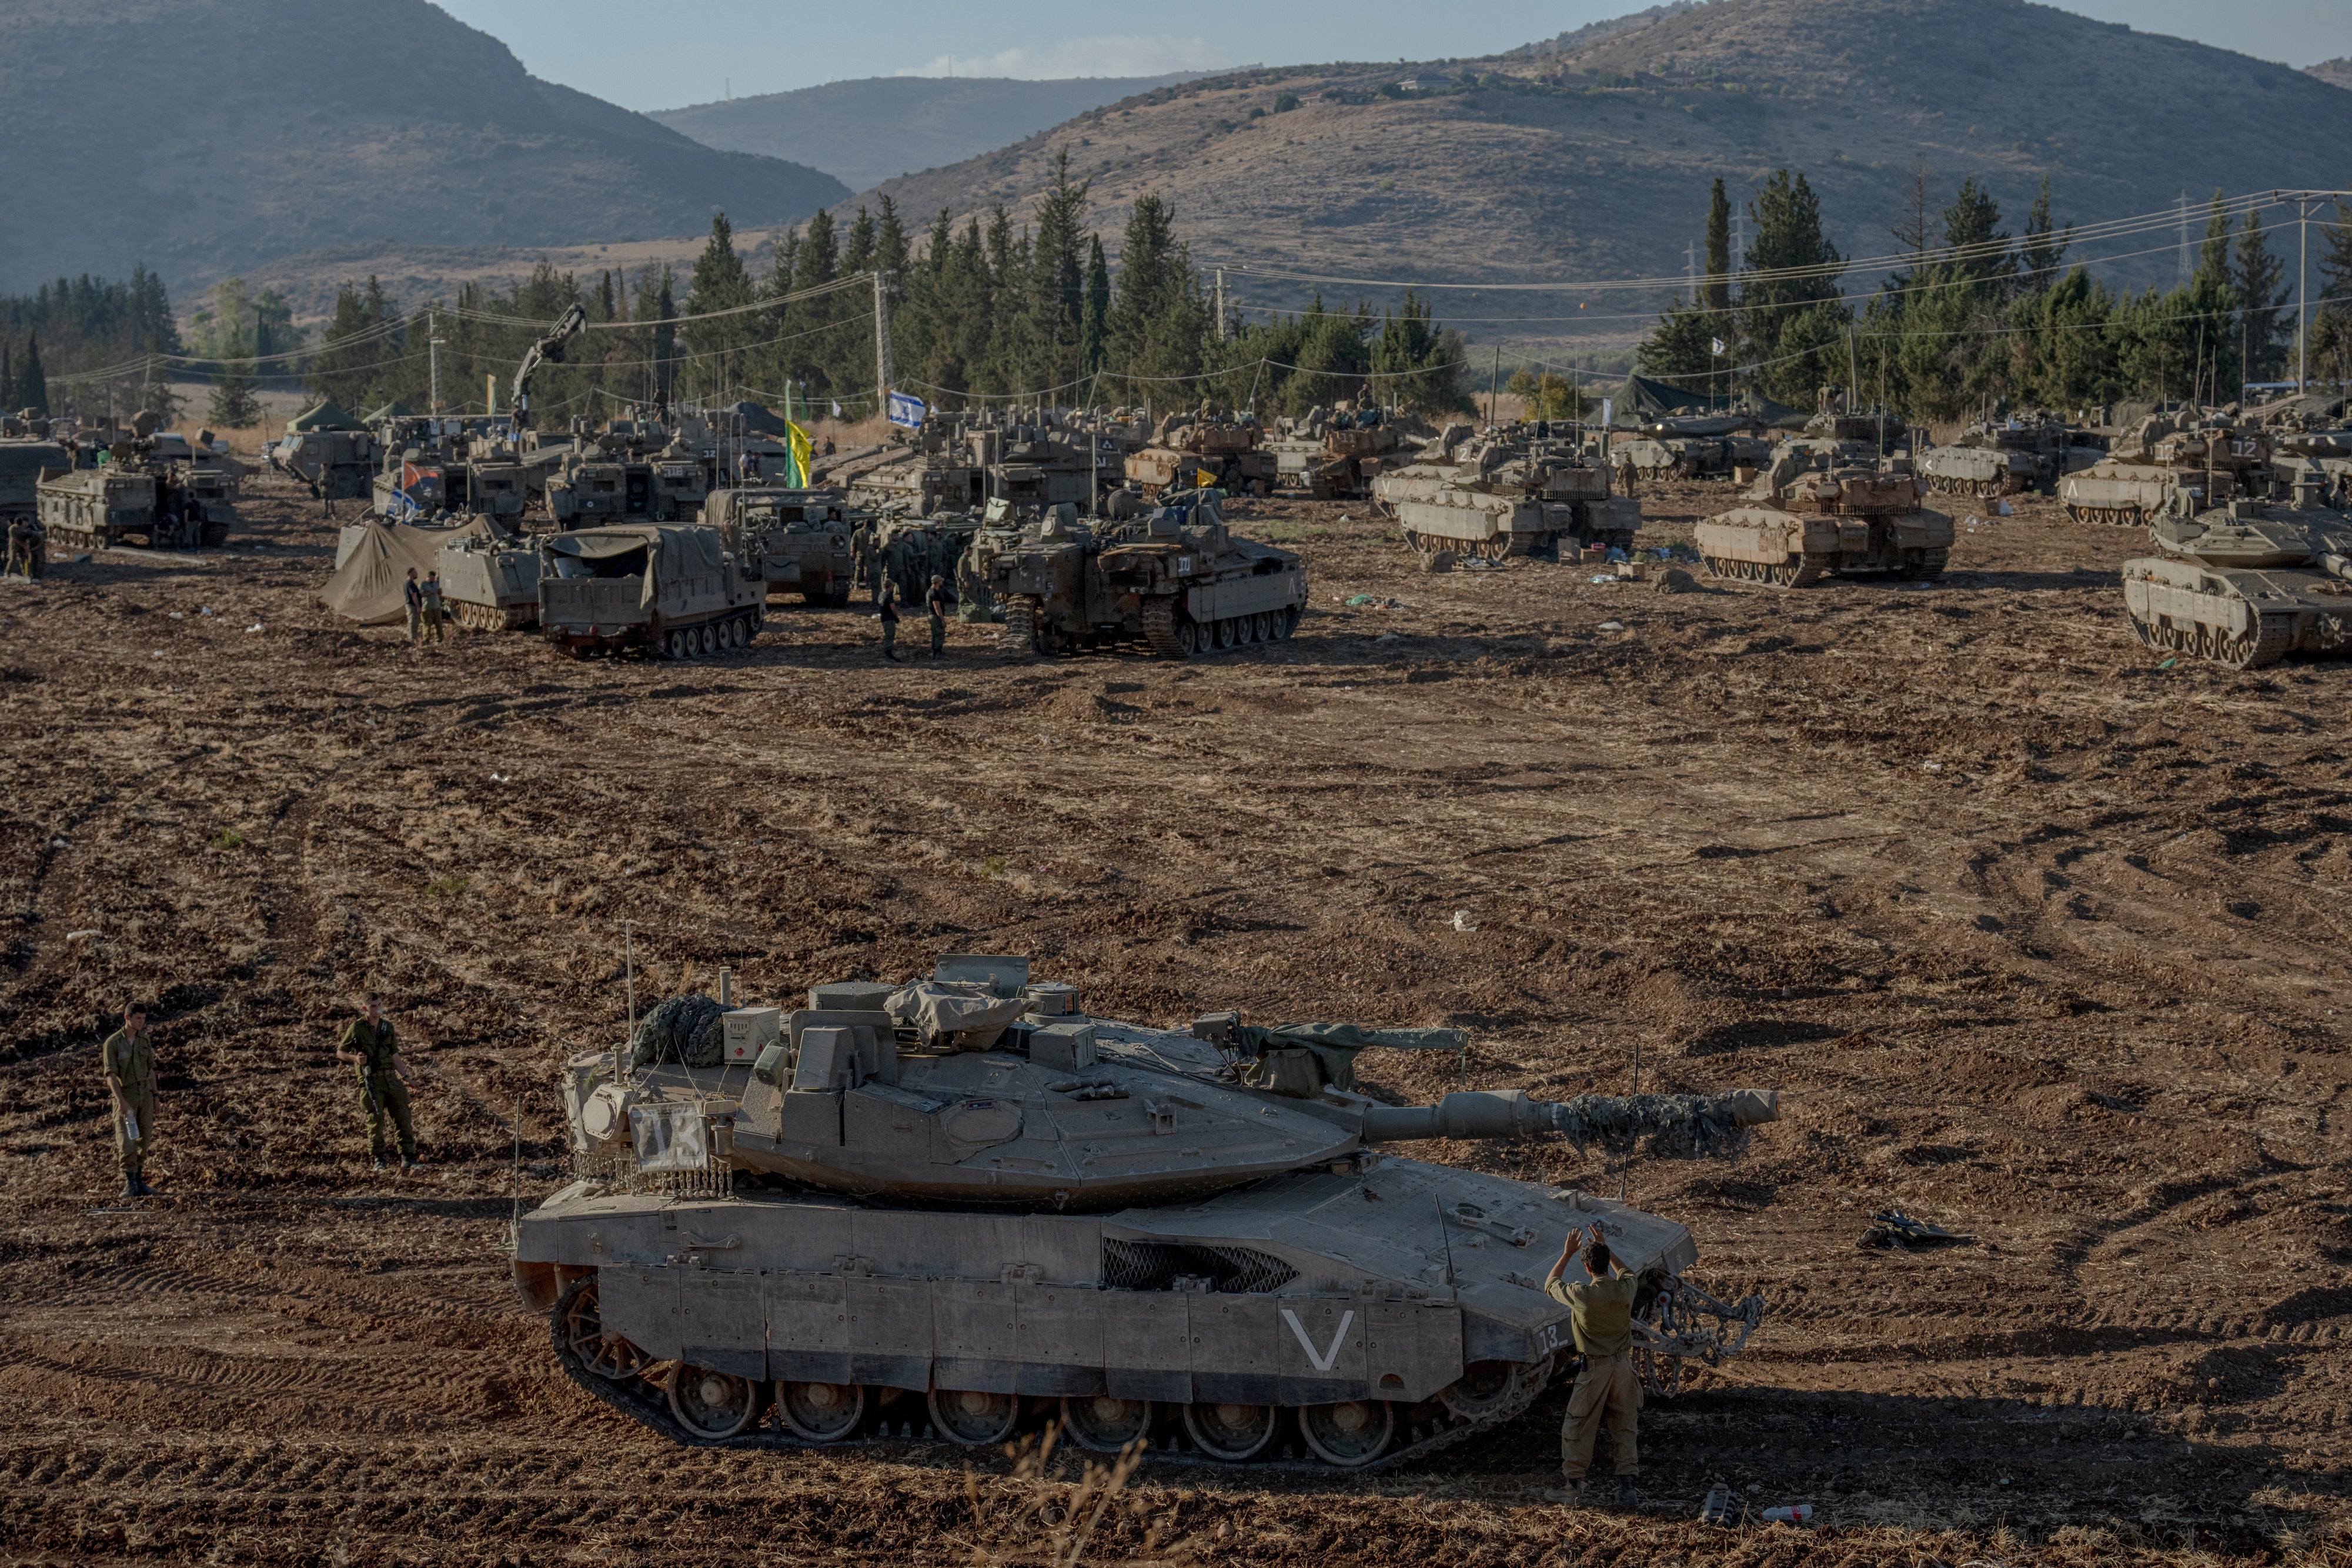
[1265,408,1410,499]
[2063,415,2271,526]
[510,954,1776,1463]
[1612,416,1775,482]
[993,490,1308,658]
[1919,418,2094,499]
[0,427,70,527]
[1696,441,1952,586]
[38,467,158,551]
[539,522,767,660]
[437,521,547,631]
[704,486,859,607]
[2120,489,2352,670]
[1374,431,1637,561]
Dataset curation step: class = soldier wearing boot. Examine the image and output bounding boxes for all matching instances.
[335,993,419,1171]
[101,1002,159,1196]
[1542,1225,1643,1510]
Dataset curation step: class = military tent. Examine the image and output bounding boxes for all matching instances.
[362,400,419,423]
[319,519,486,624]
[287,400,366,433]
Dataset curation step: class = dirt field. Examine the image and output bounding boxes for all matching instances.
[3,472,2349,1566]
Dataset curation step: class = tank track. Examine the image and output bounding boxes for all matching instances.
[1703,553,1828,588]
[2130,609,2293,671]
[2064,503,2145,527]
[1902,547,1949,580]
[1002,594,1043,658]
[1139,596,1185,660]
[547,1274,1558,1472]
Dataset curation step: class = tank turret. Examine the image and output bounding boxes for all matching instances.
[514,955,1779,1460]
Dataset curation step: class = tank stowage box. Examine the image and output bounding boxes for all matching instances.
[513,955,1776,1465]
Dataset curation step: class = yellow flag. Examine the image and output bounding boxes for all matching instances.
[786,420,813,488]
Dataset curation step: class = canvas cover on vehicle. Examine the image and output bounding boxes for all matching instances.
[1238,1022,1468,1092]
[319,519,487,624]
[884,980,1033,1050]
[287,400,365,433]
[545,524,722,606]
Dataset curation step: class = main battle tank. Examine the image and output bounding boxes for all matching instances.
[1612,416,1775,482]
[2120,491,2352,670]
[511,954,1776,1463]
[1373,430,1638,561]
[1919,418,2096,498]
[704,486,860,609]
[1131,413,1277,497]
[1696,441,1952,586]
[2063,414,2271,526]
[991,490,1307,658]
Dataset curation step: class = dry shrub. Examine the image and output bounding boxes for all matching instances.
[959,1425,1191,1567]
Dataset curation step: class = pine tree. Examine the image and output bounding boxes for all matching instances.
[21,333,47,416]
[1701,178,1730,316]
[309,282,375,409]
[1080,234,1110,377]
[2234,211,2290,390]
[2017,178,2068,288]
[686,212,755,404]
[207,331,260,428]
[1736,169,1850,406]
[2196,190,2233,293]
[1029,150,1091,396]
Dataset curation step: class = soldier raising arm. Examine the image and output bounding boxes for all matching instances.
[1542,1224,1645,1511]
[334,993,420,1172]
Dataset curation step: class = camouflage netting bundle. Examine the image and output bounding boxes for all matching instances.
[629,994,726,1069]
[1549,1091,1775,1160]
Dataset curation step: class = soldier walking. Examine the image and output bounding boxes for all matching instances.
[877,584,902,661]
[101,1002,160,1197]
[334,993,419,1171]
[1543,1224,1643,1509]
[851,521,877,603]
[926,573,951,658]
[403,567,424,643]
[420,569,446,644]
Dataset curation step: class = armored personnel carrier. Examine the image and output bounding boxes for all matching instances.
[993,490,1308,658]
[539,522,767,659]
[1374,431,1638,561]
[1919,418,2094,499]
[2063,415,2271,526]
[0,424,71,529]
[38,466,158,551]
[276,427,377,503]
[437,521,547,631]
[2120,490,2352,670]
[1696,442,1952,586]
[511,954,1776,1462]
[704,486,860,607]
[1132,413,1278,497]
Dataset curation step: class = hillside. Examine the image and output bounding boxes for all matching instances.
[851,0,2352,352]
[2312,58,2352,89]
[652,73,1205,193]
[0,0,847,297]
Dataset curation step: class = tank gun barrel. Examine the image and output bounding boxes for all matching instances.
[1358,1088,1779,1155]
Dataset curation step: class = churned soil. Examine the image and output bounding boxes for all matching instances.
[2,472,2349,1566]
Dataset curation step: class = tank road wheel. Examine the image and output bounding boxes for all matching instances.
[1248,610,1269,644]
[1181,1400,1280,1462]
[660,628,682,660]
[1002,595,1045,659]
[930,1387,1020,1447]
[1700,555,1730,580]
[1278,605,1300,641]
[699,622,720,657]
[554,1275,652,1384]
[1297,1400,1395,1468]
[1059,1395,1155,1454]
[778,1380,867,1443]
[668,1364,762,1441]
[1768,555,1826,588]
[1174,617,1200,657]
[2220,613,2294,671]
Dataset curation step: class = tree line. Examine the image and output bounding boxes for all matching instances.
[0,268,182,421]
[1641,171,2352,419]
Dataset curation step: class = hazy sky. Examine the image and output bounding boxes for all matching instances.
[433,0,2352,111]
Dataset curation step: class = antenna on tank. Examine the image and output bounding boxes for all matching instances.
[625,920,637,1035]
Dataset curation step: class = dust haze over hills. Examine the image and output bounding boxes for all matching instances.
[650,74,1210,195]
[846,0,2352,354]
[0,0,845,299]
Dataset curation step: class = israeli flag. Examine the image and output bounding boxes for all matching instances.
[887,390,927,430]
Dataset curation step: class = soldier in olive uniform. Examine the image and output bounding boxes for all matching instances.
[335,993,419,1171]
[102,1002,160,1196]
[851,521,878,604]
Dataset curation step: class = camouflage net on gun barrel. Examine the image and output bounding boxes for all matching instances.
[1548,1091,1768,1159]
[628,994,726,1069]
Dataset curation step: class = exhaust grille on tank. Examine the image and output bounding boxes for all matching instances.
[1101,1239,1298,1294]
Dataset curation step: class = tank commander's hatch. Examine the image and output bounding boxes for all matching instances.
[933,954,1031,998]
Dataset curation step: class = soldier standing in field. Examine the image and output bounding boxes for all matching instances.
[419,570,446,644]
[403,567,424,643]
[334,993,419,1171]
[1543,1223,1643,1509]
[101,1002,160,1197]
[877,582,901,661]
[851,520,877,604]
[926,573,951,658]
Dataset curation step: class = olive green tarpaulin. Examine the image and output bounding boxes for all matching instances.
[1238,1022,1468,1092]
[287,400,365,433]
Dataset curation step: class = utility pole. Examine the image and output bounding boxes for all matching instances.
[1214,268,1228,341]
[2266,190,2352,396]
[428,306,445,416]
[873,271,894,423]
[1685,238,1696,295]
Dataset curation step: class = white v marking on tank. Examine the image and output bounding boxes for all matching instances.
[1280,1308,1355,1372]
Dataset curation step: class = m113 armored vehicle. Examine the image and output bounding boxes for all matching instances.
[1696,441,1952,586]
[538,522,767,659]
[2120,489,2352,670]
[511,955,1776,1464]
[703,486,860,607]
[991,491,1308,658]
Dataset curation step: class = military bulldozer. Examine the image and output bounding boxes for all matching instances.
[511,953,1776,1462]
[1696,440,1952,587]
[992,490,1308,658]
[539,522,767,660]
[2120,488,2352,670]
